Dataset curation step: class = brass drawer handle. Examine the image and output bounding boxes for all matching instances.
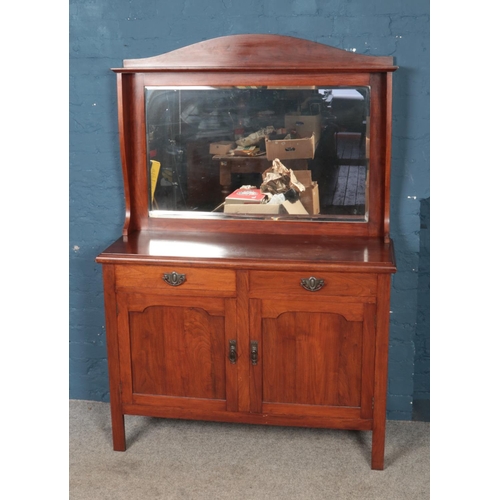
[300,276,325,292]
[163,271,186,287]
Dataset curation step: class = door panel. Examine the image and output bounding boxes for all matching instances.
[116,293,235,409]
[129,305,226,399]
[262,311,362,407]
[251,299,374,419]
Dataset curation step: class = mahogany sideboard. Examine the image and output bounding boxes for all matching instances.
[96,34,398,470]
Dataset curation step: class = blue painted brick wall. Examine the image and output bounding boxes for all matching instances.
[69,0,430,420]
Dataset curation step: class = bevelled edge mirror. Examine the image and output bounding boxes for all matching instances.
[145,85,370,222]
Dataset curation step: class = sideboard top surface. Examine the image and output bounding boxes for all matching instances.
[96,230,396,272]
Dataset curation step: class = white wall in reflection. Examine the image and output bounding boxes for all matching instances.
[149,239,227,258]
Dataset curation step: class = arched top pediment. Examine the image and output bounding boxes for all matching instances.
[117,34,396,73]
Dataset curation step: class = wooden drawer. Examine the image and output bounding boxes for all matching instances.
[114,264,236,296]
[249,270,377,298]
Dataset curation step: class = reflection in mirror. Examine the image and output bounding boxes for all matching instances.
[146,86,370,221]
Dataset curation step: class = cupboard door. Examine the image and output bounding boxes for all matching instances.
[249,298,375,420]
[117,293,237,412]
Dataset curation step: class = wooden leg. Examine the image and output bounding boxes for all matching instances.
[102,265,126,451]
[371,418,386,470]
[371,274,392,470]
[110,403,126,451]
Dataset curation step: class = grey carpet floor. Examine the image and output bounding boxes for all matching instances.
[69,400,429,500]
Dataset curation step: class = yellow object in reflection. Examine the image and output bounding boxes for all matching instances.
[150,160,161,209]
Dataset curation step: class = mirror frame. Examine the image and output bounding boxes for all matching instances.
[113,34,397,240]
